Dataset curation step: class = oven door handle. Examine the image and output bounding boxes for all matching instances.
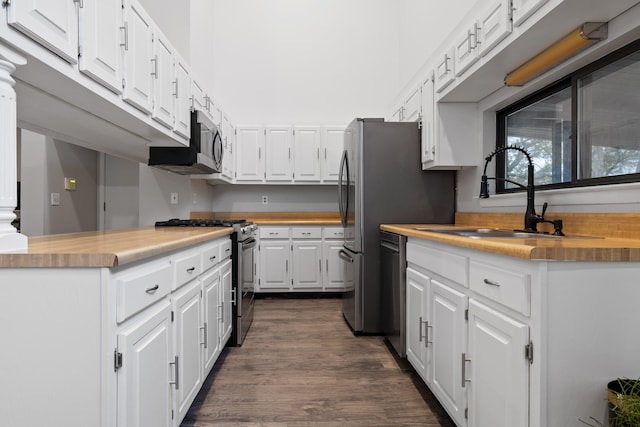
[242,238,257,250]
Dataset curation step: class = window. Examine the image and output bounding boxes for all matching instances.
[496,39,640,193]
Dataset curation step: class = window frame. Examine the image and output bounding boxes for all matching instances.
[496,38,640,194]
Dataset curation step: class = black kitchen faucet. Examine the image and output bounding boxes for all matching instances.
[479,145,564,235]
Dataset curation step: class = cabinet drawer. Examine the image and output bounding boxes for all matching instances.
[174,251,202,289]
[324,227,349,239]
[220,239,232,260]
[116,262,172,323]
[407,241,467,286]
[292,227,321,239]
[469,260,530,315]
[259,227,291,239]
[202,242,221,272]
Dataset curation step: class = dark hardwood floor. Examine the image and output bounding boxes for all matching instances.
[181,296,455,427]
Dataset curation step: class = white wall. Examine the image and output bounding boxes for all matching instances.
[210,185,338,213]
[139,0,190,62]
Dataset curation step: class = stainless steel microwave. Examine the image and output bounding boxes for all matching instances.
[148,110,223,175]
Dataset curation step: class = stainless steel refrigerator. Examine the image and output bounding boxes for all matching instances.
[338,118,455,334]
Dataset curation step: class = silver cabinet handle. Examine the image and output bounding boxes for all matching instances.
[285,260,288,272]
[173,79,178,97]
[169,355,179,390]
[483,278,500,286]
[119,23,129,51]
[326,259,328,272]
[187,267,196,274]
[151,55,158,78]
[209,255,216,262]
[338,250,354,263]
[217,303,223,321]
[225,248,231,253]
[145,284,159,294]
[230,288,236,305]
[461,353,471,388]
[200,323,207,348]
[426,322,433,346]
[319,259,322,272]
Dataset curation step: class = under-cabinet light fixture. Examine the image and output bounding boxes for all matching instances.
[504,22,608,87]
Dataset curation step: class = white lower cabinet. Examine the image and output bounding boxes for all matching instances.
[202,268,221,377]
[467,299,529,427]
[117,301,173,427]
[173,280,203,424]
[220,259,233,344]
[406,268,428,380]
[257,226,348,292]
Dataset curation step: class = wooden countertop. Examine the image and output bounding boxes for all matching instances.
[191,211,342,225]
[0,227,233,268]
[381,224,640,262]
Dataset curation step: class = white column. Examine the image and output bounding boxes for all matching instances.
[0,45,27,253]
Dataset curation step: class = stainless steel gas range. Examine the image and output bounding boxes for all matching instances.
[155,218,257,346]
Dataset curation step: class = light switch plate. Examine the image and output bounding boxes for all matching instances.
[51,193,60,206]
[170,192,178,204]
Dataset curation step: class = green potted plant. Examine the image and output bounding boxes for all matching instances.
[607,378,640,427]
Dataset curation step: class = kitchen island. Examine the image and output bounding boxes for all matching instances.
[382,218,640,427]
[0,226,233,427]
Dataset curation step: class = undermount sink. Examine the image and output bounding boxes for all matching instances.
[415,227,598,239]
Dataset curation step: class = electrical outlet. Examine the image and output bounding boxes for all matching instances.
[192,192,197,204]
[262,195,268,204]
[50,193,60,206]
[170,192,179,204]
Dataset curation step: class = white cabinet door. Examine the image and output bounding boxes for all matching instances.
[7,0,78,63]
[402,86,422,122]
[323,241,346,290]
[293,126,321,182]
[265,126,293,181]
[220,259,233,344]
[435,48,455,94]
[259,241,290,289]
[512,0,549,27]
[467,299,529,427]
[173,280,203,425]
[478,0,513,57]
[151,28,175,129]
[429,279,467,427]
[191,79,205,112]
[122,0,154,114]
[292,241,322,289]
[173,55,191,138]
[321,127,344,182]
[235,126,265,182]
[406,267,428,382]
[420,74,435,165]
[117,301,173,427]
[201,268,221,377]
[454,23,480,77]
[78,0,122,93]
[222,117,235,180]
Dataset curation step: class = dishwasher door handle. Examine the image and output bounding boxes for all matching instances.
[338,250,354,263]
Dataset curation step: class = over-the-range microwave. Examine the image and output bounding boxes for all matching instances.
[148,109,223,175]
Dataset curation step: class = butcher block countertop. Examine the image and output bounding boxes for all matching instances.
[191,211,342,225]
[381,223,640,262]
[0,227,232,268]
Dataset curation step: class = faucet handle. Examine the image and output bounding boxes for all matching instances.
[541,202,548,218]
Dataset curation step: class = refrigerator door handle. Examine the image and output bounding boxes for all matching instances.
[338,150,347,227]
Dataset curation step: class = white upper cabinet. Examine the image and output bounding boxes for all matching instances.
[321,126,344,182]
[173,54,191,138]
[402,85,422,122]
[122,0,154,114]
[434,48,456,94]
[190,79,205,112]
[512,0,549,27]
[478,0,513,57]
[420,73,435,165]
[222,116,235,180]
[265,126,293,182]
[151,27,175,129]
[293,126,321,182]
[7,0,78,64]
[235,126,265,182]
[78,0,122,94]
[453,23,481,77]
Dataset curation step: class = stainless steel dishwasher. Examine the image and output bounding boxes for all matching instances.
[380,230,407,358]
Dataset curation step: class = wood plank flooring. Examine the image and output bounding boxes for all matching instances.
[181,297,455,427]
